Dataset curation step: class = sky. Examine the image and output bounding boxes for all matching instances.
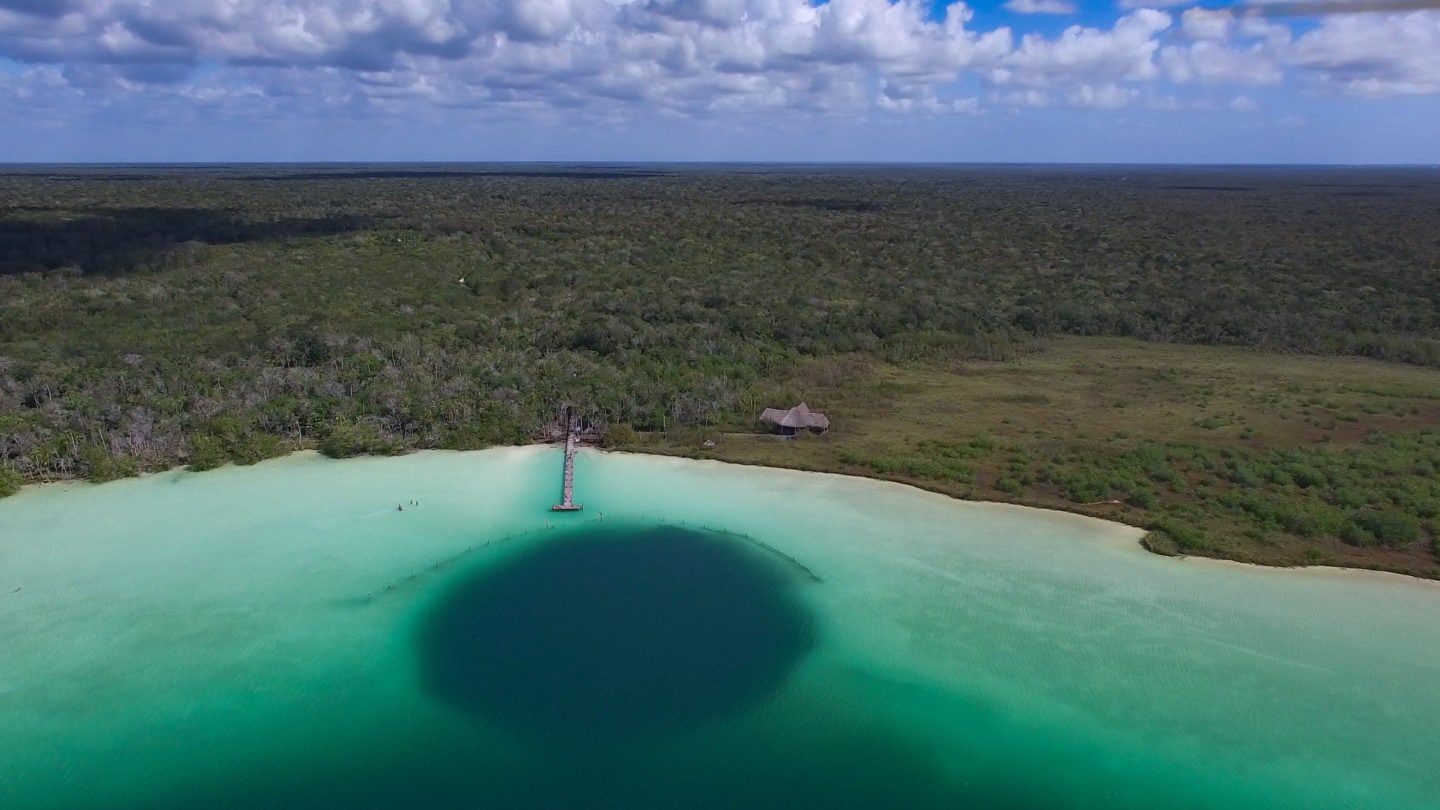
[0,0,1436,163]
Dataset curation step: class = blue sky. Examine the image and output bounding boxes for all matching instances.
[0,0,1436,163]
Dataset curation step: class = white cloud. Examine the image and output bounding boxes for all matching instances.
[1003,0,1077,15]
[1066,81,1133,108]
[1115,0,1190,8]
[1236,16,1292,47]
[1179,8,1232,41]
[996,87,1049,107]
[993,10,1171,88]
[1228,93,1257,111]
[1287,10,1440,96]
[501,0,590,43]
[0,0,1034,118]
[876,85,981,112]
[0,63,71,103]
[1161,40,1282,84]
[0,0,1437,134]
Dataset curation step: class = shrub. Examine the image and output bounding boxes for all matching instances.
[231,433,284,465]
[994,477,1023,494]
[318,421,401,459]
[1350,509,1421,547]
[1278,506,1325,538]
[1146,520,1206,552]
[188,417,288,469]
[1285,464,1328,489]
[0,466,21,497]
[1342,524,1377,548]
[1060,473,1110,503]
[188,435,228,471]
[81,445,138,483]
[1126,489,1157,509]
[602,423,638,448]
[1266,467,1294,487]
[1329,488,1369,509]
[1227,463,1262,488]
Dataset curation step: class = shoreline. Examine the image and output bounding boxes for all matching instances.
[606,447,1440,593]
[7,444,1440,591]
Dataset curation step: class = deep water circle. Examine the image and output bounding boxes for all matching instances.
[416,523,817,742]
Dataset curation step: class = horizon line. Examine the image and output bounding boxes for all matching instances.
[1,160,1439,169]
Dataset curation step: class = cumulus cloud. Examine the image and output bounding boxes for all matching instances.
[993,9,1170,87]
[1162,39,1283,84]
[1115,0,1191,8]
[0,0,1029,116]
[1287,10,1440,95]
[1179,8,1233,40]
[1003,0,1077,14]
[0,0,1437,132]
[995,87,1048,107]
[0,0,478,67]
[1066,81,1134,108]
[1168,5,1439,97]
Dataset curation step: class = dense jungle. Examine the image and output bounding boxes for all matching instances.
[3,164,1440,575]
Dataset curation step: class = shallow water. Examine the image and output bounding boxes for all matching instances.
[1,447,1438,809]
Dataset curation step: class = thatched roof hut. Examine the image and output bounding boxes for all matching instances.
[759,402,830,436]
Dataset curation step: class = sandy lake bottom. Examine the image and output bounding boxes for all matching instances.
[2,447,1438,809]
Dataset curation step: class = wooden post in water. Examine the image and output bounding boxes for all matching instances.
[552,413,583,512]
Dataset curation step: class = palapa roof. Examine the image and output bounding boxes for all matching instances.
[759,402,830,430]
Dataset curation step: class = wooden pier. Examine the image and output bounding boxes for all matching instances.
[552,418,583,512]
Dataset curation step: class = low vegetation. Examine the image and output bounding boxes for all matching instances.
[638,339,1440,579]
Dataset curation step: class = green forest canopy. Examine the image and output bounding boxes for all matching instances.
[3,165,1440,576]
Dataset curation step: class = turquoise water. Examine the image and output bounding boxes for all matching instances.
[1,447,1438,809]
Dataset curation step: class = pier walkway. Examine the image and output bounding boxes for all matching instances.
[552,420,583,512]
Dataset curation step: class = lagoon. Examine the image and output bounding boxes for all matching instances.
[1,447,1438,809]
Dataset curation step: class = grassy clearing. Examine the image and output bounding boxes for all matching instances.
[635,337,1440,579]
